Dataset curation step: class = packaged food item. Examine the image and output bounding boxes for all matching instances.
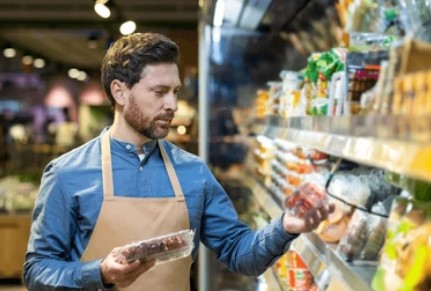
[359,203,388,261]
[275,251,316,291]
[315,200,350,243]
[116,229,194,265]
[336,209,369,261]
[372,199,431,291]
[284,182,328,218]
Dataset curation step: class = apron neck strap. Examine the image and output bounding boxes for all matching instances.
[101,130,114,197]
[158,140,185,199]
[101,130,185,199]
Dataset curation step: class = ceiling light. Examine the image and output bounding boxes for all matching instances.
[77,71,88,82]
[120,20,137,35]
[213,0,226,27]
[94,1,111,18]
[68,68,79,79]
[22,55,33,65]
[3,48,16,58]
[33,58,46,69]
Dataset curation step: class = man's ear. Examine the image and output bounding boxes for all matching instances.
[110,80,126,106]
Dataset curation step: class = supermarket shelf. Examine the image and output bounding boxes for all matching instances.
[252,115,431,183]
[243,173,375,291]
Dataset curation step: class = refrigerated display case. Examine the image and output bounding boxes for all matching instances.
[198,0,431,290]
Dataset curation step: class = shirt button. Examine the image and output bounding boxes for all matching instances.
[139,166,143,171]
[126,144,132,150]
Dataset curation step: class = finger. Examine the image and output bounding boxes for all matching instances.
[306,209,322,230]
[317,205,329,221]
[127,260,155,279]
[107,260,141,284]
[116,260,155,287]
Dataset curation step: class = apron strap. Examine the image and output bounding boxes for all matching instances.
[101,130,114,197]
[158,140,185,200]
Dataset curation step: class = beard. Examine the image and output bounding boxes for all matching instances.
[124,96,174,139]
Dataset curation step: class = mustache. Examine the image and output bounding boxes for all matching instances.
[156,112,175,121]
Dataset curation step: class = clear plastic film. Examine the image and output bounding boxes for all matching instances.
[116,229,195,265]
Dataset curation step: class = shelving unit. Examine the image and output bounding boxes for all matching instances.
[243,173,376,291]
[252,115,431,183]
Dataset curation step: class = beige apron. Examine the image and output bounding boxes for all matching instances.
[81,131,191,291]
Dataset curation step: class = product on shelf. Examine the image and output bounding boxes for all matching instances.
[267,81,283,116]
[327,173,371,208]
[358,203,388,261]
[315,200,350,243]
[392,69,431,117]
[254,135,275,187]
[278,70,304,117]
[372,198,431,291]
[254,90,270,118]
[284,182,329,218]
[274,251,317,291]
[116,230,194,265]
[336,208,370,261]
[304,49,347,116]
[398,0,431,42]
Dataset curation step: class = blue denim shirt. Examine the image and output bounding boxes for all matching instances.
[23,130,297,290]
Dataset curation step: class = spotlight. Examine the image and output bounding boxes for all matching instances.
[120,20,136,35]
[33,58,46,68]
[22,55,33,65]
[3,47,16,58]
[94,0,111,18]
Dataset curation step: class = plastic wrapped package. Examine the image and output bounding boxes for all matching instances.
[398,0,431,41]
[359,203,388,261]
[278,70,304,117]
[284,182,328,218]
[116,230,195,265]
[328,173,371,208]
[336,209,370,261]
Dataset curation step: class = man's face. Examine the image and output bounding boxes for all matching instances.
[123,63,181,139]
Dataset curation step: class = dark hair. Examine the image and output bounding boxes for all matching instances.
[101,32,180,106]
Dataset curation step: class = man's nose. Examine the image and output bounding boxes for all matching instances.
[165,93,178,112]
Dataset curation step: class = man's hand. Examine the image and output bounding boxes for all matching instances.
[282,203,335,234]
[100,247,155,288]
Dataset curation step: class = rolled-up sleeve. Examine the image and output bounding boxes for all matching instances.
[200,167,298,276]
[23,163,106,291]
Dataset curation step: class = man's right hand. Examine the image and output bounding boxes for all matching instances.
[100,247,155,288]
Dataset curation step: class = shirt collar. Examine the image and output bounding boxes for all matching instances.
[110,138,157,156]
[101,128,158,157]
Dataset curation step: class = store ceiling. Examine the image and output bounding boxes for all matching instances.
[0,0,199,70]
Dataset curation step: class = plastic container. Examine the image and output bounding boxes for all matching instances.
[284,182,328,218]
[116,229,195,265]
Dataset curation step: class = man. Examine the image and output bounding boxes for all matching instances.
[23,32,333,290]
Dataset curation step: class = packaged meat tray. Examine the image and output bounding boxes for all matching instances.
[116,229,195,265]
[284,182,329,218]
